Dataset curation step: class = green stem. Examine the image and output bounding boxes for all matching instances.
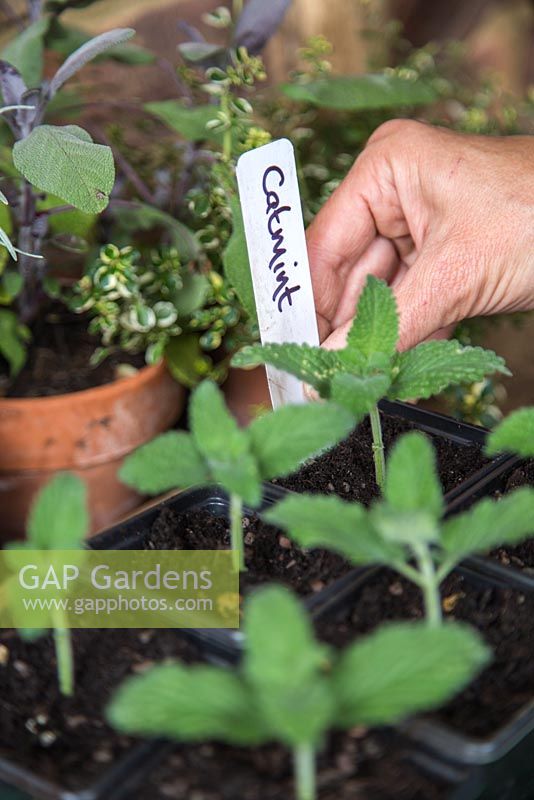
[293,742,316,800]
[412,543,442,627]
[232,0,243,19]
[53,624,73,696]
[230,493,245,572]
[369,405,386,491]
[221,91,232,163]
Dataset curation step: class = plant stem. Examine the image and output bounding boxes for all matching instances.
[293,743,316,800]
[232,0,243,20]
[230,493,245,572]
[221,91,232,163]
[369,405,386,491]
[413,543,442,627]
[53,624,73,696]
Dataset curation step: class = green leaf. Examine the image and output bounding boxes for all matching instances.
[189,381,261,506]
[13,125,115,214]
[145,101,221,143]
[165,333,214,389]
[0,308,29,376]
[330,372,390,418]
[249,402,353,480]
[486,408,534,457]
[223,195,257,323]
[282,74,437,112]
[344,276,398,369]
[232,343,342,397]
[244,586,334,745]
[2,17,50,86]
[119,431,209,494]
[441,488,534,561]
[178,43,225,63]
[27,472,88,549]
[107,663,268,745]
[390,340,510,402]
[173,271,210,317]
[37,193,96,239]
[385,432,443,518]
[332,622,489,727]
[111,203,199,262]
[264,494,404,565]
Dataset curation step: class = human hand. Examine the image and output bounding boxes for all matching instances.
[307,119,534,351]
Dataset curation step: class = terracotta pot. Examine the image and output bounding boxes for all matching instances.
[223,365,272,426]
[0,362,185,540]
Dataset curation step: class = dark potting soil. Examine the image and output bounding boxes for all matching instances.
[143,506,350,596]
[490,460,534,572]
[4,312,144,398]
[315,569,534,737]
[272,412,488,503]
[135,730,448,800]
[0,627,202,790]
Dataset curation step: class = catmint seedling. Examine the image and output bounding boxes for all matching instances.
[486,407,534,458]
[119,380,354,572]
[232,275,509,490]
[4,473,89,696]
[265,432,534,627]
[108,584,488,800]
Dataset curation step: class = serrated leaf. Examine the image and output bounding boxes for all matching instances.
[189,381,261,505]
[344,276,398,369]
[332,622,489,727]
[330,372,391,418]
[13,125,115,214]
[107,663,268,745]
[0,308,28,376]
[2,17,50,86]
[27,472,88,549]
[119,431,209,494]
[390,340,509,402]
[244,586,334,745]
[282,74,437,112]
[145,101,221,143]
[248,402,353,479]
[223,195,257,323]
[48,28,135,98]
[486,408,534,457]
[385,432,443,517]
[232,343,342,397]
[264,494,404,565]
[441,488,534,561]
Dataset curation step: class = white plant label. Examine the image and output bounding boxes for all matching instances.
[236,138,319,408]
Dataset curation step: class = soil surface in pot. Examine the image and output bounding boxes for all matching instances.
[490,460,534,572]
[0,627,201,790]
[143,506,349,596]
[315,569,534,737]
[271,411,488,503]
[134,730,448,800]
[3,313,143,398]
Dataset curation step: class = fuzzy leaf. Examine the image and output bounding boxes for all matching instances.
[232,343,342,397]
[385,432,443,518]
[27,472,88,549]
[119,431,209,494]
[332,622,489,727]
[264,494,404,565]
[390,340,509,402]
[1,17,50,86]
[189,381,261,506]
[145,101,221,143]
[0,309,28,376]
[107,663,268,745]
[330,372,390,418]
[441,488,534,561]
[486,408,534,457]
[244,586,334,745]
[282,74,437,112]
[48,28,135,98]
[344,276,398,369]
[13,125,115,214]
[233,0,292,54]
[223,195,257,323]
[248,402,353,479]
